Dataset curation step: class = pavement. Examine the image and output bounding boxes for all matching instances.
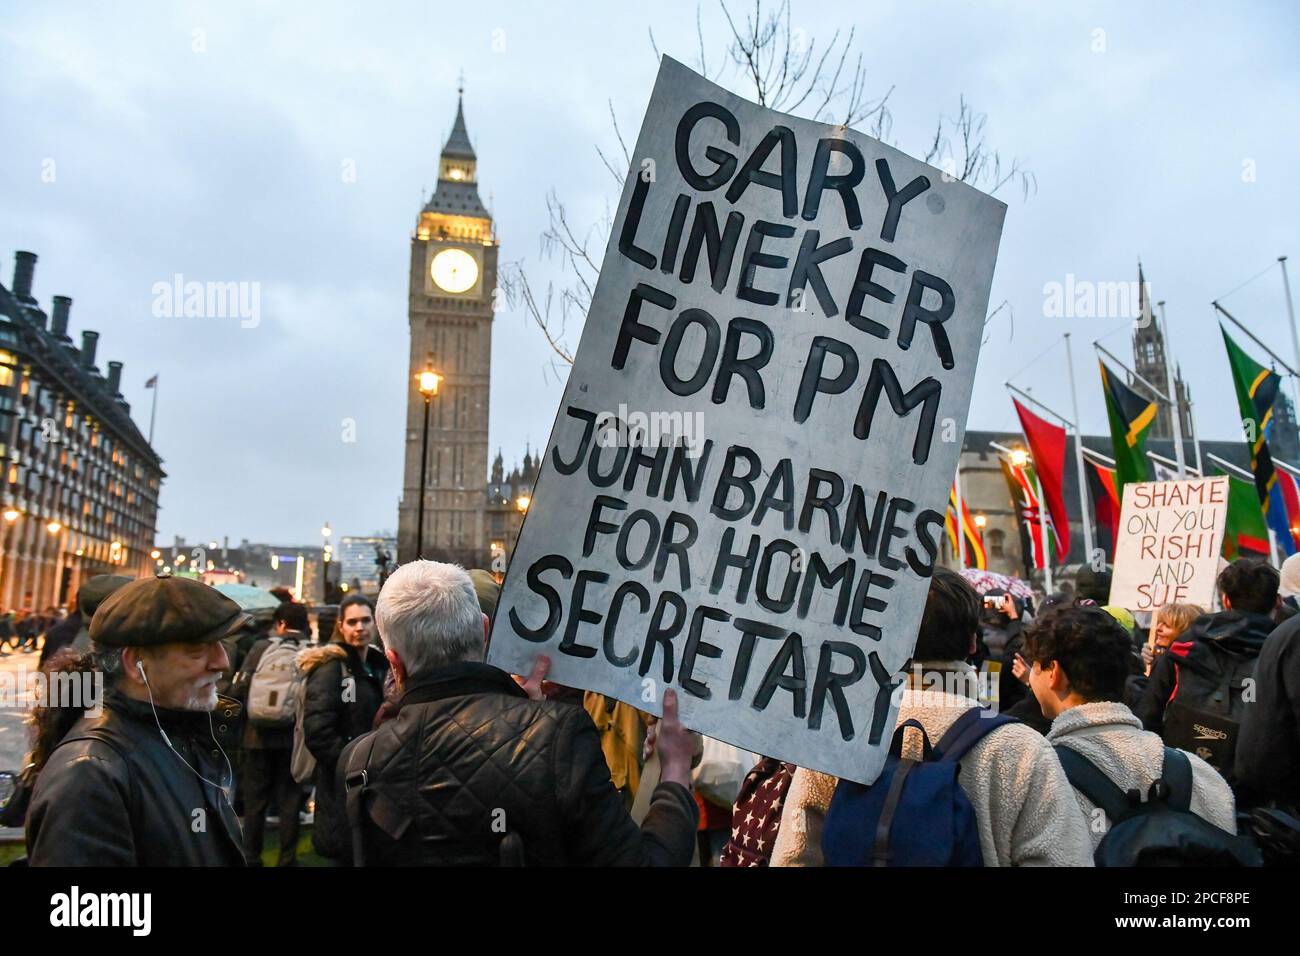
[0,645,40,842]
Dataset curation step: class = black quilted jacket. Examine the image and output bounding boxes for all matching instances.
[337,662,698,866]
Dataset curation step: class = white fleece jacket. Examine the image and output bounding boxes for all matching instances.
[1046,701,1236,849]
[771,669,1094,867]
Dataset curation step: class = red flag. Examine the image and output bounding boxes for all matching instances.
[1013,398,1070,563]
[1085,458,1120,558]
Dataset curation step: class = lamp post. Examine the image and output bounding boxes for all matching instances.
[1,509,19,609]
[321,522,332,602]
[415,357,442,560]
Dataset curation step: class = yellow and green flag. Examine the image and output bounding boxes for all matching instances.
[1100,360,1156,497]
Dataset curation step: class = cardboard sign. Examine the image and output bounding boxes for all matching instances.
[487,57,1006,785]
[1108,477,1229,612]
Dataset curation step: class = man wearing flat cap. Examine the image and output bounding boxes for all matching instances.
[37,573,132,667]
[26,574,250,866]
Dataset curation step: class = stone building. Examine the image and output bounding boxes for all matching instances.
[0,251,164,610]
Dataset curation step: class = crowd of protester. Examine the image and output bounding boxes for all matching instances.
[3,552,1299,867]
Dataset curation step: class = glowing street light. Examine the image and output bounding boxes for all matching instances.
[3,509,19,523]
[46,520,62,534]
[1010,449,1029,468]
[974,514,988,529]
[415,355,442,559]
[516,495,531,514]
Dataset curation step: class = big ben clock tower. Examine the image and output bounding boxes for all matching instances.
[398,87,497,567]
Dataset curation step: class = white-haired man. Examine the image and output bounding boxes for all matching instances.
[337,560,699,866]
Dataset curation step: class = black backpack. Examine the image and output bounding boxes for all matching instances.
[1054,745,1261,866]
[1161,645,1258,776]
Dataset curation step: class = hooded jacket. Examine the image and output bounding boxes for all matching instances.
[1135,610,1272,736]
[1048,700,1236,849]
[299,638,388,860]
[26,688,244,866]
[770,662,1094,867]
[1235,613,1300,809]
[337,661,698,866]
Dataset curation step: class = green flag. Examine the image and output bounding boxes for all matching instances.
[1221,325,1280,505]
[1100,360,1156,496]
[1214,467,1270,558]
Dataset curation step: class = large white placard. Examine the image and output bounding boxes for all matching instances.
[487,57,1006,785]
[1109,477,1229,612]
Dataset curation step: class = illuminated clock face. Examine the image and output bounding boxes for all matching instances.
[431,248,478,294]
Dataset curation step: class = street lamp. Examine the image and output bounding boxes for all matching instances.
[515,495,531,514]
[974,514,987,529]
[1010,449,1029,468]
[415,356,442,560]
[46,520,61,534]
[321,521,333,602]
[0,510,17,607]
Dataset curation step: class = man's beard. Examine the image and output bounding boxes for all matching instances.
[181,680,220,712]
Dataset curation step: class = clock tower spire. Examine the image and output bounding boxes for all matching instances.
[399,85,498,567]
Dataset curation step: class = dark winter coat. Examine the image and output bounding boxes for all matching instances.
[300,639,388,860]
[37,612,82,668]
[26,688,244,866]
[336,661,699,866]
[1235,612,1300,809]
[1135,609,1273,735]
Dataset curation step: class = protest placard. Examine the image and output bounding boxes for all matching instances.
[487,56,1006,785]
[1108,476,1229,612]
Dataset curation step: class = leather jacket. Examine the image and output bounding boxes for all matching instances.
[26,688,245,866]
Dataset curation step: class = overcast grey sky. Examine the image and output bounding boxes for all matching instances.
[3,1,1297,546]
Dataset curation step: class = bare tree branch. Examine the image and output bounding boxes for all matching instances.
[514,0,1034,366]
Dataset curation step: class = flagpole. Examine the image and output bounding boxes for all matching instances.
[1081,446,1117,468]
[1212,302,1300,377]
[1063,333,1095,562]
[148,376,159,446]
[1188,398,1205,475]
[1147,449,1201,478]
[1205,452,1254,482]
[1094,342,1173,404]
[1035,470,1054,593]
[954,466,968,567]
[1281,257,1300,411]
[1155,301,1187,476]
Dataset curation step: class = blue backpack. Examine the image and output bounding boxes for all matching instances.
[823,708,1016,866]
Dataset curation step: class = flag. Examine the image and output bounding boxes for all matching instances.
[1275,467,1300,554]
[1011,398,1070,563]
[1216,468,1271,559]
[1100,360,1156,496]
[1000,455,1051,574]
[1221,326,1292,554]
[144,374,158,388]
[945,481,986,569]
[1085,457,1121,560]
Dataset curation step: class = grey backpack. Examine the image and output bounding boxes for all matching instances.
[247,638,305,728]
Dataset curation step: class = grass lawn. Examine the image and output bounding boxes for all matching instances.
[0,823,335,867]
